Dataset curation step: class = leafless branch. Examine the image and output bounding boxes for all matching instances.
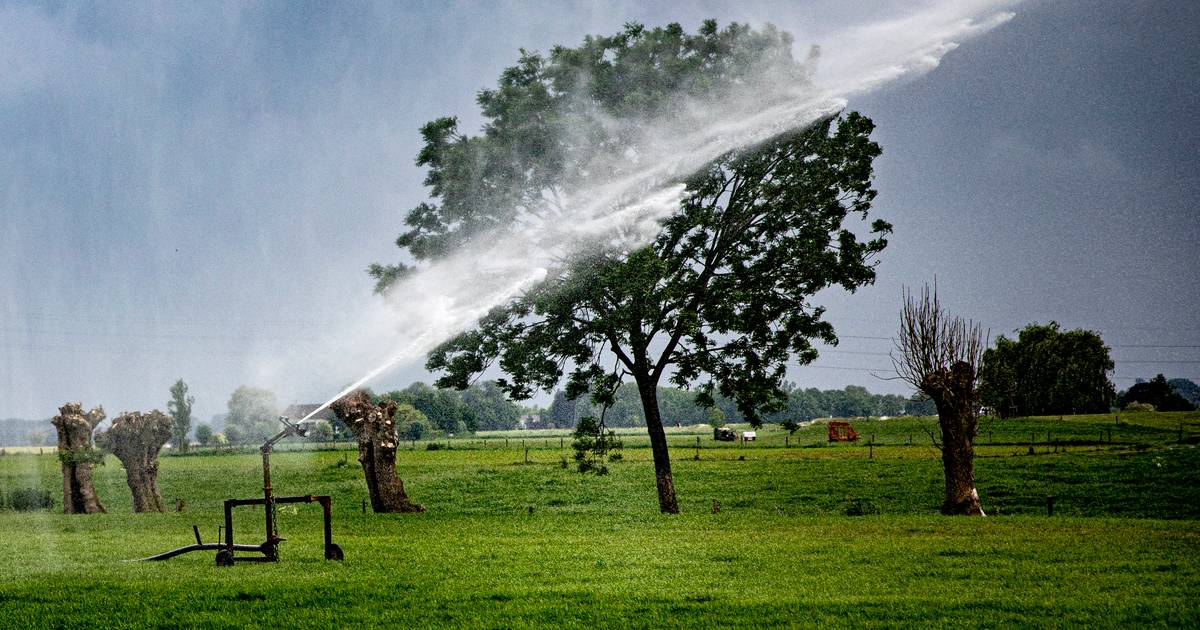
[891,282,985,399]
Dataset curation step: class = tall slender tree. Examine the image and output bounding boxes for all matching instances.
[167,378,194,453]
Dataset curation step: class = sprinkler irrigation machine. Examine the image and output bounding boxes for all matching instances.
[136,416,344,566]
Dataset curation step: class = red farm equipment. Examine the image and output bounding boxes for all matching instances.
[827,421,859,442]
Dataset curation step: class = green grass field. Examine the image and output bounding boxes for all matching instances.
[2,412,1198,628]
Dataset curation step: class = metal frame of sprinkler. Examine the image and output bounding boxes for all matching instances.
[136,416,344,566]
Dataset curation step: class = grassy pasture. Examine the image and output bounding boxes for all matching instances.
[1,412,1197,627]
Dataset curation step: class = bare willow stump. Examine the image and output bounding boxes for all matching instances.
[96,410,172,513]
[51,403,107,514]
[331,391,424,513]
[923,362,986,516]
[894,284,986,517]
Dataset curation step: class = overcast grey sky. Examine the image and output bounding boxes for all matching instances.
[2,0,1197,421]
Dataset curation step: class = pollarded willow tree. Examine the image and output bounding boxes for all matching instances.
[893,285,986,516]
[95,410,173,513]
[372,21,890,513]
[331,391,424,513]
[51,403,107,514]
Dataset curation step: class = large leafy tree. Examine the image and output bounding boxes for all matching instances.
[460,381,522,431]
[374,21,889,512]
[380,382,475,433]
[1167,378,1200,407]
[978,322,1115,418]
[225,386,280,444]
[1118,374,1196,411]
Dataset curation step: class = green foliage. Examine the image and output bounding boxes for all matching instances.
[167,378,195,453]
[392,403,431,441]
[1124,402,1155,412]
[905,393,937,416]
[460,381,520,430]
[1168,378,1200,406]
[194,423,213,447]
[547,390,580,428]
[571,416,623,475]
[224,386,279,444]
[548,382,918,428]
[979,322,1116,418]
[1118,374,1196,412]
[381,382,475,433]
[56,446,105,466]
[4,487,54,511]
[372,21,809,280]
[379,21,887,430]
[380,381,523,433]
[426,111,887,427]
[706,407,725,429]
[307,420,335,442]
[400,420,429,442]
[223,425,243,445]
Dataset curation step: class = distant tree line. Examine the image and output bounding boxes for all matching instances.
[541,383,927,429]
[208,380,525,445]
[1162,377,1200,407]
[0,418,51,447]
[0,381,929,447]
[377,381,522,434]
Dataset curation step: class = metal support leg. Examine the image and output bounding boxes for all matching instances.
[217,500,235,566]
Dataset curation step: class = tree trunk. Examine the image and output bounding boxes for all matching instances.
[926,362,986,516]
[634,374,678,514]
[51,403,107,514]
[95,411,172,512]
[331,391,424,513]
[127,467,163,513]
